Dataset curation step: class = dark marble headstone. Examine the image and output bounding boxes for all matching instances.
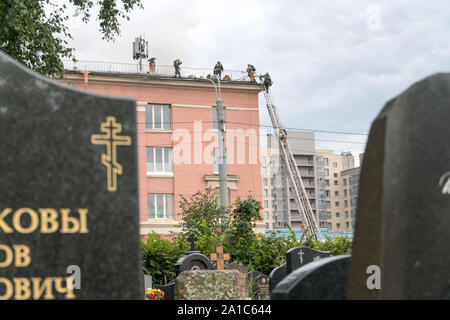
[155,282,175,300]
[348,73,450,300]
[269,264,287,293]
[0,51,141,300]
[286,246,330,274]
[272,255,350,300]
[248,271,269,300]
[174,252,214,276]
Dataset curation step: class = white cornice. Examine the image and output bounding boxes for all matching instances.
[63,72,262,94]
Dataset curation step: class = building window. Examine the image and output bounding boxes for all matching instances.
[345,200,349,208]
[344,189,348,197]
[327,222,332,230]
[336,223,341,229]
[343,178,347,186]
[333,172,338,178]
[324,169,329,176]
[147,147,173,174]
[146,104,171,130]
[345,211,349,218]
[346,222,350,229]
[334,180,338,185]
[326,201,331,208]
[335,201,340,207]
[336,212,340,218]
[263,178,268,186]
[333,162,337,168]
[148,194,174,219]
[264,189,268,197]
[324,158,329,165]
[327,211,331,219]
[264,200,269,208]
[325,179,330,186]
[334,191,339,196]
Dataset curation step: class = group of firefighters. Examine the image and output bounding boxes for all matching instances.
[172,58,272,92]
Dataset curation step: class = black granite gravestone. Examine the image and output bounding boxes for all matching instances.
[272,255,350,300]
[155,282,175,300]
[0,51,141,300]
[269,264,287,293]
[174,252,214,276]
[286,247,330,274]
[348,73,450,300]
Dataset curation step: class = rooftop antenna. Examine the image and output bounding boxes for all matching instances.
[132,35,149,72]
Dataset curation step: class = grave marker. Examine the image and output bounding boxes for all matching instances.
[347,73,450,299]
[210,245,230,270]
[269,264,287,293]
[0,51,141,300]
[272,255,350,300]
[286,246,330,274]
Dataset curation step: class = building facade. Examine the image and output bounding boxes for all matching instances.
[63,68,263,237]
[261,134,290,229]
[285,131,318,229]
[315,150,355,233]
[341,167,361,230]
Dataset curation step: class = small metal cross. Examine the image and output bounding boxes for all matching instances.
[210,245,230,270]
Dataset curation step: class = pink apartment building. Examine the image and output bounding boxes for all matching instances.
[63,67,264,238]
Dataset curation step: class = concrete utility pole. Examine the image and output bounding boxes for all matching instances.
[208,77,228,207]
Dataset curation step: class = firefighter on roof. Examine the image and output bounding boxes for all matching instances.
[213,61,224,78]
[247,64,256,82]
[173,58,182,77]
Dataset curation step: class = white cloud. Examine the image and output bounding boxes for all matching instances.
[66,0,450,157]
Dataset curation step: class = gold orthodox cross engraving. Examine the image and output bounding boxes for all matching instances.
[91,116,131,192]
[210,245,230,270]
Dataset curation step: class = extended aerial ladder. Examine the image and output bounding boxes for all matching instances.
[261,86,321,239]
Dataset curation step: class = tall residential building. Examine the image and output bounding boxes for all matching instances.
[262,134,290,229]
[315,150,355,233]
[285,131,318,229]
[62,61,264,237]
[341,167,361,230]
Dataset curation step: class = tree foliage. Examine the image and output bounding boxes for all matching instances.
[0,0,143,76]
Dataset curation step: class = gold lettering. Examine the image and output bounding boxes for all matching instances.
[14,278,31,300]
[60,209,80,233]
[31,277,55,300]
[0,245,13,268]
[54,277,75,299]
[13,208,39,234]
[0,278,13,300]
[0,208,13,233]
[39,209,59,233]
[78,209,89,233]
[14,245,31,267]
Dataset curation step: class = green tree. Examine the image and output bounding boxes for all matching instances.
[178,189,230,238]
[226,196,263,269]
[0,0,143,76]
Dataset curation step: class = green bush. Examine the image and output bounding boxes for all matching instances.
[141,232,189,285]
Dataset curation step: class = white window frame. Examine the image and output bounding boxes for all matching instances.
[146,104,172,131]
[148,194,174,219]
[147,147,173,176]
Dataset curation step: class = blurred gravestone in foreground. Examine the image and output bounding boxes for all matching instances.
[0,51,141,299]
[348,73,450,299]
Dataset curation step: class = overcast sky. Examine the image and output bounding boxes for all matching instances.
[66,1,450,161]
